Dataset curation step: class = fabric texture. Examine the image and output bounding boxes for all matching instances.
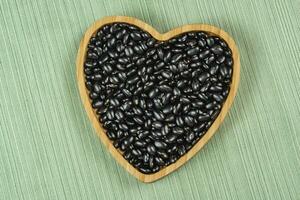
[0,0,299,199]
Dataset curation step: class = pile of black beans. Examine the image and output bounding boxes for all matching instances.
[84,23,233,174]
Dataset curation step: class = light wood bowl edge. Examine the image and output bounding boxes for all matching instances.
[76,16,240,183]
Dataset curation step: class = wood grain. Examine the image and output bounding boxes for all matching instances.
[76,16,240,182]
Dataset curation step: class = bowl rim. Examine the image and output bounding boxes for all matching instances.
[76,15,240,183]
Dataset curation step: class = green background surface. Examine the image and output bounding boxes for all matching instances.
[0,0,299,199]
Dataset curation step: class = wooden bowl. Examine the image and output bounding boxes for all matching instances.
[76,16,240,183]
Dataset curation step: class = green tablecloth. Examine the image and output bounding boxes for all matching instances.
[0,0,299,199]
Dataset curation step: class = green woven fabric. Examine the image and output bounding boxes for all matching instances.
[0,0,299,199]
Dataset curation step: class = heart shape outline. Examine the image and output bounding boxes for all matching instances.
[76,16,240,182]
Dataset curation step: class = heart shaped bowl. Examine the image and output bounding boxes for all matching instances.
[76,16,240,183]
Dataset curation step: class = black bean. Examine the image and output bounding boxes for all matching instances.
[161,93,171,105]
[124,150,131,160]
[92,100,103,108]
[173,87,181,96]
[119,123,128,131]
[122,88,132,97]
[177,80,186,88]
[124,136,134,145]
[165,134,177,143]
[178,62,188,71]
[138,130,149,139]
[156,61,165,69]
[142,32,150,38]
[106,110,115,120]
[210,85,223,92]
[152,131,163,138]
[184,116,195,127]
[134,116,144,125]
[147,145,156,155]
[211,45,223,55]
[191,62,201,70]
[187,47,200,56]
[169,64,178,73]
[87,52,98,59]
[136,57,146,65]
[153,111,165,121]
[110,76,119,84]
[186,132,195,142]
[198,93,209,101]
[115,110,124,120]
[198,72,210,82]
[173,127,184,135]
[175,42,185,48]
[130,32,142,41]
[153,99,163,109]
[158,85,172,92]
[180,97,190,104]
[84,67,93,75]
[199,49,210,59]
[116,30,125,39]
[205,102,215,110]
[162,125,170,136]
[213,94,224,102]
[198,39,206,47]
[206,55,215,65]
[133,106,143,115]
[157,151,169,159]
[173,103,182,114]
[192,80,200,91]
[149,157,154,168]
[118,57,129,64]
[219,64,228,77]
[209,64,219,75]
[109,24,118,33]
[85,81,93,91]
[200,82,210,93]
[85,61,96,68]
[211,109,220,120]
[154,141,168,149]
[121,101,131,111]
[175,116,184,127]
[135,140,146,148]
[216,55,226,64]
[89,92,98,99]
[152,121,163,129]
[157,48,164,60]
[164,51,172,63]
[124,47,134,57]
[93,83,101,93]
[226,57,233,67]
[155,157,165,166]
[162,105,172,114]
[227,67,233,77]
[164,114,174,122]
[139,167,151,174]
[171,54,182,63]
[188,110,197,117]
[139,99,146,109]
[107,37,116,48]
[134,45,144,54]
[143,153,150,163]
[162,71,173,79]
[183,104,191,113]
[177,145,186,156]
[198,115,210,122]
[132,149,142,156]
[206,37,215,47]
[103,64,113,73]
